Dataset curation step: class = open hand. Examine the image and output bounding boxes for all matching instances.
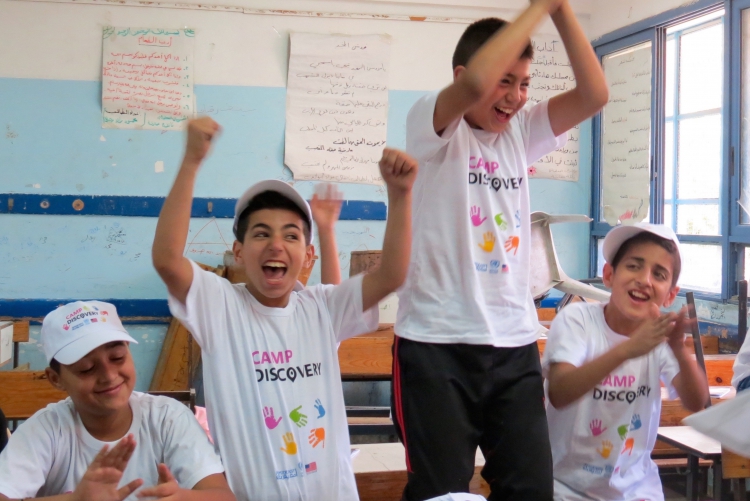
[289,405,308,428]
[73,434,142,501]
[184,117,221,164]
[263,406,282,430]
[379,148,418,194]
[621,303,675,359]
[311,184,343,232]
[666,306,690,353]
[137,463,179,499]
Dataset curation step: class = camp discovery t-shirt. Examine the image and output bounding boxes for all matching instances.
[396,92,566,347]
[542,302,681,501]
[168,261,378,501]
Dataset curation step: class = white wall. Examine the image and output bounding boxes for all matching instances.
[589,0,696,40]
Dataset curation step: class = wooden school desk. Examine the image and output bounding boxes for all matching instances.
[657,426,724,501]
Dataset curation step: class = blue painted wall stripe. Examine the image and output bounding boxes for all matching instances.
[0,194,386,220]
[0,299,171,323]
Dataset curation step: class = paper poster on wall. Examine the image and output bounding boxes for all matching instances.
[101,27,196,130]
[600,42,652,226]
[527,34,579,182]
[285,33,391,185]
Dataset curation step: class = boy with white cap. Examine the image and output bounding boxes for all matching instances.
[542,223,709,501]
[0,300,233,501]
[151,117,416,501]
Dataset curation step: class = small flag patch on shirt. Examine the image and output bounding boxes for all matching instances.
[305,462,317,474]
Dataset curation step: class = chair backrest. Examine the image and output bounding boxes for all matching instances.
[0,370,198,419]
[147,389,196,412]
[0,371,67,420]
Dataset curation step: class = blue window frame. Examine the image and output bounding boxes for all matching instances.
[590,0,747,301]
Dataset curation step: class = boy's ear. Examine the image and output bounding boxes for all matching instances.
[305,244,315,268]
[45,367,65,392]
[663,285,680,308]
[453,65,466,82]
[602,262,615,289]
[232,239,244,265]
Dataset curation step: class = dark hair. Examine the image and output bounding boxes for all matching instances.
[49,358,61,373]
[235,191,311,245]
[611,232,682,286]
[452,18,534,70]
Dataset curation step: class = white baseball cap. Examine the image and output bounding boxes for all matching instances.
[233,180,314,242]
[602,222,681,263]
[41,301,137,365]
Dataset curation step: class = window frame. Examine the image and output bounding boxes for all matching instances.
[591,0,738,301]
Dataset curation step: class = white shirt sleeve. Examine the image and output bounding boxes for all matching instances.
[541,304,589,377]
[733,336,750,388]
[0,413,55,498]
[167,260,228,354]
[406,92,462,162]
[159,400,225,489]
[658,343,681,400]
[518,99,567,166]
[323,274,379,343]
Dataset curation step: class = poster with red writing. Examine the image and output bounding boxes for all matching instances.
[101,27,195,130]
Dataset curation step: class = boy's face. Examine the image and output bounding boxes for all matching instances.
[458,57,531,134]
[47,342,135,417]
[602,241,680,322]
[234,208,314,307]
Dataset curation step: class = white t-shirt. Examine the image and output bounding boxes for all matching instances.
[733,335,750,388]
[542,302,681,501]
[168,261,378,501]
[396,92,566,347]
[0,392,224,499]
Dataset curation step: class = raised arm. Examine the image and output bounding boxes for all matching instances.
[433,0,561,133]
[548,313,675,409]
[547,0,609,136]
[361,149,417,311]
[311,183,343,285]
[152,118,221,305]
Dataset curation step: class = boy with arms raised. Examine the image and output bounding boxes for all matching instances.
[393,0,608,499]
[543,224,709,500]
[152,118,416,501]
[0,301,232,501]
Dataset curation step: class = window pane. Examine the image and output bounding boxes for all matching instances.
[677,114,722,199]
[664,203,674,229]
[676,204,719,235]
[600,42,652,225]
[741,8,750,224]
[664,120,675,199]
[678,243,722,293]
[679,21,723,114]
[666,37,676,118]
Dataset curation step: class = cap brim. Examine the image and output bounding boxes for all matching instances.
[53,330,138,365]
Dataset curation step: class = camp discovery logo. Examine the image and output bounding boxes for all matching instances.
[63,306,109,331]
[253,350,323,384]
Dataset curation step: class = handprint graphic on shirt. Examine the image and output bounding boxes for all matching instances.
[289,406,308,428]
[478,232,496,253]
[630,414,642,431]
[621,438,635,456]
[280,433,298,455]
[504,236,520,255]
[314,399,326,419]
[470,206,487,227]
[617,424,629,440]
[597,440,614,459]
[494,213,508,231]
[263,406,282,430]
[590,419,608,437]
[309,428,326,448]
